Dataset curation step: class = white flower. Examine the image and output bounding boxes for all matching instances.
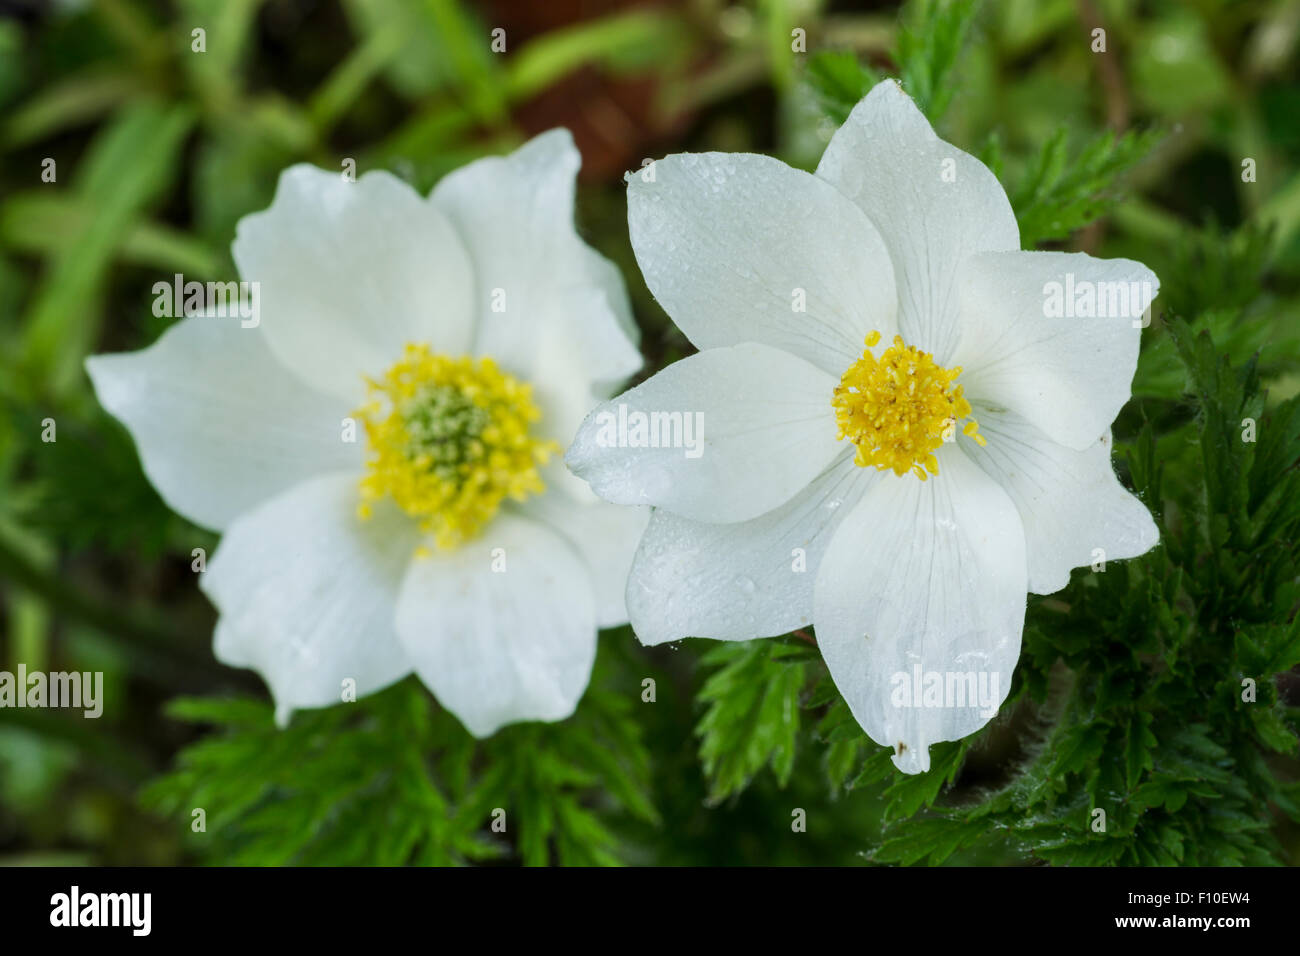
[566,81,1160,773]
[87,129,648,736]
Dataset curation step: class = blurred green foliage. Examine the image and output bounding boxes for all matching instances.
[1,0,1298,865]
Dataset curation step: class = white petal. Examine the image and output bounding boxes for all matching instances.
[201,473,419,723]
[628,150,897,374]
[515,493,650,629]
[529,285,643,465]
[963,407,1159,594]
[394,513,596,737]
[626,455,875,645]
[232,164,476,400]
[814,448,1027,773]
[578,241,642,370]
[432,129,642,448]
[951,249,1158,450]
[816,80,1019,363]
[566,343,843,524]
[86,316,361,532]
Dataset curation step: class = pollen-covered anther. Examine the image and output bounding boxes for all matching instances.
[356,344,557,549]
[832,330,986,481]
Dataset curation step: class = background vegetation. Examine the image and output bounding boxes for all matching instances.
[0,0,1297,865]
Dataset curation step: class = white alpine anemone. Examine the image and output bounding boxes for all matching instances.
[566,81,1160,773]
[87,129,647,736]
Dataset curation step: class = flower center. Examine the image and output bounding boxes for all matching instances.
[356,344,557,549]
[832,331,985,482]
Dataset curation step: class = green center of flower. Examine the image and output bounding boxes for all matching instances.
[355,344,557,551]
[398,382,492,484]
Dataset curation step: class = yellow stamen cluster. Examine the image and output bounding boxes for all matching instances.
[832,331,985,481]
[356,344,557,550]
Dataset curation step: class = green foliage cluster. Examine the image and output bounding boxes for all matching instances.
[143,645,656,866]
[805,0,976,125]
[1006,127,1162,247]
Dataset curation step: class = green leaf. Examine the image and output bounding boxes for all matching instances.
[506,9,689,102]
[177,0,266,107]
[1,69,142,147]
[479,671,655,866]
[1158,219,1275,320]
[874,815,986,866]
[19,100,194,397]
[1250,707,1298,754]
[894,0,980,122]
[803,51,879,126]
[804,0,977,126]
[881,741,968,822]
[695,640,809,803]
[1124,711,1157,789]
[0,193,220,275]
[1011,127,1161,247]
